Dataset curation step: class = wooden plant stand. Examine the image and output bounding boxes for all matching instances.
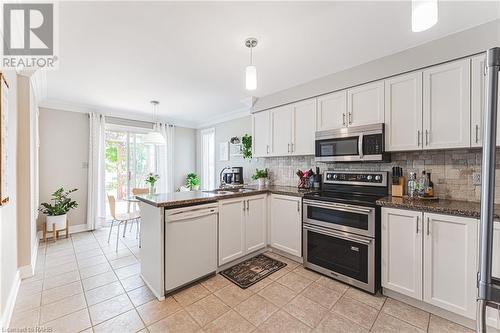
[43,219,69,243]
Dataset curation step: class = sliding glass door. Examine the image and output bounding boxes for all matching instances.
[105,128,157,215]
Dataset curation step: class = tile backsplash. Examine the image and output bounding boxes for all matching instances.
[238,148,500,203]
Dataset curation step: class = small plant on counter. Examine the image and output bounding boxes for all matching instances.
[145,173,160,194]
[39,188,78,232]
[186,173,201,190]
[252,168,268,186]
[241,134,252,159]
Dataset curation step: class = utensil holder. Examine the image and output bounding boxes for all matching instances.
[391,177,405,197]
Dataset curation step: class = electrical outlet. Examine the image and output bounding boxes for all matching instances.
[473,172,481,185]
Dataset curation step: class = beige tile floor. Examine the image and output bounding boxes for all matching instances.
[9,224,474,333]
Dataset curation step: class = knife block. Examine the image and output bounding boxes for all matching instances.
[391,177,405,197]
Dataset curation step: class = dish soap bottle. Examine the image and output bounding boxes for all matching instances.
[419,171,428,197]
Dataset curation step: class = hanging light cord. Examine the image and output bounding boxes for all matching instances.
[249,45,253,66]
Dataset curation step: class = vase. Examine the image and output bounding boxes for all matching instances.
[149,185,156,194]
[258,178,266,187]
[192,185,200,191]
[46,214,67,232]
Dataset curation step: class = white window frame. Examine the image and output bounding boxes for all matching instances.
[200,128,215,190]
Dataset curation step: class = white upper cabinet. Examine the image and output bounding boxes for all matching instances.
[471,54,500,147]
[423,59,471,149]
[292,99,316,155]
[316,90,347,131]
[347,81,385,127]
[252,111,271,157]
[384,72,423,152]
[423,213,478,319]
[381,208,423,300]
[271,105,294,156]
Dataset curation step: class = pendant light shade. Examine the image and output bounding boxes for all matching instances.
[144,100,166,146]
[245,65,257,91]
[245,38,258,91]
[412,0,438,32]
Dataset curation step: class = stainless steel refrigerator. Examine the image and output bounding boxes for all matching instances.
[477,47,500,333]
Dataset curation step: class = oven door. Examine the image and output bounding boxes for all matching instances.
[303,199,375,238]
[315,135,362,162]
[303,223,375,293]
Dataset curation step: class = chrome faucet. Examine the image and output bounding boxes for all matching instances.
[219,166,231,188]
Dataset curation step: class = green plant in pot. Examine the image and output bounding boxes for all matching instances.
[39,188,78,232]
[252,168,268,187]
[186,173,201,191]
[145,173,160,194]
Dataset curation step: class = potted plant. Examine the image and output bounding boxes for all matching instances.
[252,168,268,187]
[241,134,252,159]
[39,188,78,232]
[186,173,201,190]
[145,173,160,194]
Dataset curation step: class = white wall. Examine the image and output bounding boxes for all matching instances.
[38,108,89,228]
[173,126,197,190]
[0,71,19,327]
[254,19,500,112]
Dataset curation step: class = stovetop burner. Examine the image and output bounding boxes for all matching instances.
[305,170,389,206]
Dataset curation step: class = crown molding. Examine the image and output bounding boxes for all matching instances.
[194,107,251,129]
[38,99,199,128]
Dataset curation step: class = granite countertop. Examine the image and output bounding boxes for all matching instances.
[137,185,318,208]
[376,196,500,220]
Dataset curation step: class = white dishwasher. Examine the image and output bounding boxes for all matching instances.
[164,202,218,292]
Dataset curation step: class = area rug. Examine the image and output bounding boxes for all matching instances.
[220,254,287,289]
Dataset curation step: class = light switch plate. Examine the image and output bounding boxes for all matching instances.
[473,172,481,185]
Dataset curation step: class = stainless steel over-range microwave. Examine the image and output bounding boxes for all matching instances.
[315,123,390,162]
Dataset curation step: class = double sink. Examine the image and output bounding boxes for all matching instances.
[203,187,257,196]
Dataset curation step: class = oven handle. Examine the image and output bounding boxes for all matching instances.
[303,224,372,245]
[358,133,364,159]
[303,199,373,214]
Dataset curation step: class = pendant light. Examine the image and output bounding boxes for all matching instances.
[144,100,166,146]
[245,37,258,91]
[412,0,438,32]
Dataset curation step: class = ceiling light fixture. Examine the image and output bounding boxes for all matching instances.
[412,0,438,32]
[245,37,258,91]
[144,100,166,146]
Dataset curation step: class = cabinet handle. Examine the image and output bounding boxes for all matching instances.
[291,143,294,153]
[247,200,249,211]
[426,217,430,236]
[425,130,429,146]
[266,145,269,154]
[348,112,352,125]
[287,143,290,153]
[417,130,420,147]
[342,113,346,126]
[476,124,479,143]
[297,201,300,212]
[416,216,419,234]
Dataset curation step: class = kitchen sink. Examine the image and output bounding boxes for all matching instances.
[203,188,256,195]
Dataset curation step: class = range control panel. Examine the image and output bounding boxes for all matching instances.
[324,171,388,187]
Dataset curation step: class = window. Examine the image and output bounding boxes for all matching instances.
[105,127,157,215]
[200,128,215,190]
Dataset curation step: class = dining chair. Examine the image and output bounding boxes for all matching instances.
[107,195,140,252]
[131,187,149,245]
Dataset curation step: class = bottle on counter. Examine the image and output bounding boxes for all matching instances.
[425,172,434,197]
[419,170,428,197]
[407,172,417,198]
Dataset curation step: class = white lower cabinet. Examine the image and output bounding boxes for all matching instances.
[218,194,267,266]
[382,208,478,320]
[270,194,302,257]
[381,208,423,299]
[423,212,477,319]
[487,222,500,328]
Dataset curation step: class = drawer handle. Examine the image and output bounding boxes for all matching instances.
[417,130,420,147]
[416,216,419,234]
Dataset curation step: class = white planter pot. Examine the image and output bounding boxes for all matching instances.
[46,214,67,231]
[192,185,200,191]
[258,178,266,186]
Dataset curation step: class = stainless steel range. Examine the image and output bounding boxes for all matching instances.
[302,170,388,294]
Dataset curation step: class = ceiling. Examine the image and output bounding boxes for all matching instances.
[43,1,500,127]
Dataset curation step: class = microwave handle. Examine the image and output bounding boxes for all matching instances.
[358,133,364,159]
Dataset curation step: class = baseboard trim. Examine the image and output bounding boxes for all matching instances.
[38,224,88,239]
[19,232,41,279]
[0,270,21,329]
